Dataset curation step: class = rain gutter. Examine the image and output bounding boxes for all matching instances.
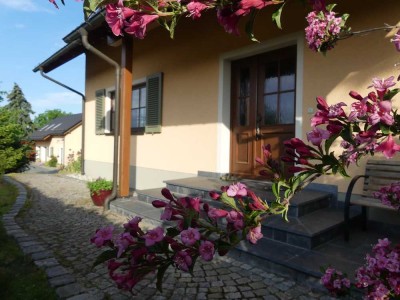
[38,68,86,175]
[79,28,121,211]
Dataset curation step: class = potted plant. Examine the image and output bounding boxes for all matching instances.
[87,178,113,206]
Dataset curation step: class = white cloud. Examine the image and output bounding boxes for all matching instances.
[0,0,53,12]
[0,0,38,11]
[31,91,83,116]
[15,24,26,29]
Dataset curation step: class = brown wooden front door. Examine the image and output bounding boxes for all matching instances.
[230,46,296,177]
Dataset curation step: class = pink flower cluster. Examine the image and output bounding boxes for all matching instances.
[373,182,400,210]
[308,76,400,165]
[320,267,351,297]
[91,183,271,292]
[321,239,400,299]
[305,6,346,52]
[105,0,159,39]
[355,238,400,299]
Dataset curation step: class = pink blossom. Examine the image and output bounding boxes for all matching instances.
[209,191,221,200]
[115,232,135,257]
[90,225,114,247]
[208,208,228,219]
[305,10,344,52]
[174,251,192,272]
[152,200,167,208]
[179,196,201,212]
[123,216,142,232]
[375,134,400,159]
[186,1,208,19]
[246,225,263,244]
[369,76,396,95]
[105,0,135,36]
[235,0,275,16]
[143,227,164,246]
[217,7,241,36]
[306,127,331,146]
[199,241,215,261]
[226,210,244,230]
[124,12,159,39]
[391,29,400,51]
[180,227,200,246]
[160,204,174,220]
[248,190,269,211]
[227,182,247,197]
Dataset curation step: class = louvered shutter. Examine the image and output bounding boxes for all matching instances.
[145,73,163,134]
[95,89,105,135]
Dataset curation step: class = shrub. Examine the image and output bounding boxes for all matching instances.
[45,156,57,168]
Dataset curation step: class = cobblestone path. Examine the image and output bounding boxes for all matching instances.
[7,172,351,300]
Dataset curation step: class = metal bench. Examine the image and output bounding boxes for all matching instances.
[344,159,400,241]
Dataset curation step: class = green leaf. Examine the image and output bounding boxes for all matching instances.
[272,3,286,29]
[156,263,171,292]
[324,133,340,154]
[246,9,259,42]
[384,88,400,100]
[92,249,117,269]
[220,193,238,210]
[166,227,181,237]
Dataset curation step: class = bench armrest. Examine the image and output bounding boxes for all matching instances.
[344,175,368,208]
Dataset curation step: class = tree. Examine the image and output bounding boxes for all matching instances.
[33,109,71,129]
[5,83,34,137]
[0,107,31,174]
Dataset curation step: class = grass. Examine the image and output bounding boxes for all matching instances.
[0,176,57,300]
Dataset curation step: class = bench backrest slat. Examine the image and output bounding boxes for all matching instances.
[362,160,400,199]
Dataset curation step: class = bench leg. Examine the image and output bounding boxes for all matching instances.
[362,206,367,231]
[344,203,350,241]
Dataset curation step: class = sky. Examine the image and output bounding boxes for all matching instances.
[0,0,86,116]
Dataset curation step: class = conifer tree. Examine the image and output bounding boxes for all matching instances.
[5,83,34,137]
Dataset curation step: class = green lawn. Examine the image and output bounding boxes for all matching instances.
[0,177,57,300]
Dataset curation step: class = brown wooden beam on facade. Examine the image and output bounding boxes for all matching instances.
[119,37,133,197]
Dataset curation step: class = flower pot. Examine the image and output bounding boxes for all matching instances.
[91,190,112,206]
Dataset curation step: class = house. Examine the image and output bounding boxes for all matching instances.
[33,1,400,213]
[29,114,82,166]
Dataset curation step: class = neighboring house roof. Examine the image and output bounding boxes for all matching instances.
[29,113,82,141]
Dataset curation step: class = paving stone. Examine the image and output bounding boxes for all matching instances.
[34,257,59,268]
[66,293,98,300]
[46,265,70,278]
[49,274,76,287]
[56,283,83,299]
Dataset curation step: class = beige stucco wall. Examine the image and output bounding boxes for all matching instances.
[64,125,82,166]
[84,0,400,192]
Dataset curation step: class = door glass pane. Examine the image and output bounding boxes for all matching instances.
[264,61,278,93]
[132,89,140,108]
[131,109,139,128]
[279,92,295,124]
[264,94,277,125]
[280,58,296,91]
[239,97,249,126]
[239,68,250,97]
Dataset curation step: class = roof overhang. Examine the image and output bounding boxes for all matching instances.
[33,10,107,74]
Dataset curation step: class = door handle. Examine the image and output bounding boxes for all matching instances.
[256,114,262,141]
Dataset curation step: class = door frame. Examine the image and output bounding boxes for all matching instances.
[216,32,305,174]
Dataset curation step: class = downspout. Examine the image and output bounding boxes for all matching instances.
[39,68,86,175]
[79,28,121,211]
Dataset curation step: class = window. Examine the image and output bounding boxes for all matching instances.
[95,72,163,135]
[131,84,146,132]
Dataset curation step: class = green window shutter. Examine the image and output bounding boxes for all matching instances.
[145,73,163,134]
[95,89,105,135]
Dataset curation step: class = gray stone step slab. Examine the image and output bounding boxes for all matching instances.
[164,177,334,217]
